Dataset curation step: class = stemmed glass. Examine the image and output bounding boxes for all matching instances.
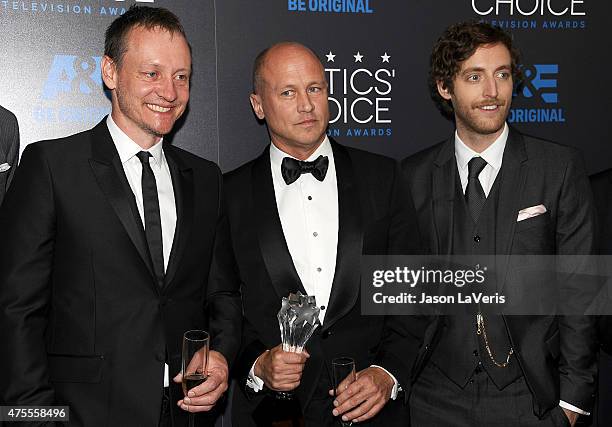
[182,330,209,427]
[332,357,356,427]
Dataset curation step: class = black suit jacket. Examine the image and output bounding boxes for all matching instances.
[591,168,612,256]
[0,105,19,206]
[401,128,598,417]
[0,119,241,426]
[591,168,612,354]
[224,140,417,425]
[589,168,612,427]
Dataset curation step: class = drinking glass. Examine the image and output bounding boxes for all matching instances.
[332,357,356,427]
[182,330,209,427]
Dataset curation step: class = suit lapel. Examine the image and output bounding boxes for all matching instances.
[88,119,155,282]
[495,129,528,291]
[252,148,306,299]
[322,142,362,331]
[432,139,456,255]
[163,146,194,290]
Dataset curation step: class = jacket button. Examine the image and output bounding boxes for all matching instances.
[156,352,165,362]
[159,296,168,308]
[322,330,332,339]
[473,235,481,243]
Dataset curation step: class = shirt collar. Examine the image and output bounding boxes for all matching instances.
[454,122,508,172]
[106,115,164,168]
[270,136,333,172]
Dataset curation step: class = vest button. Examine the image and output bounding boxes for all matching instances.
[473,235,481,243]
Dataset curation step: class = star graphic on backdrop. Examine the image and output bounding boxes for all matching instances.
[354,51,363,62]
[381,52,391,63]
[326,51,336,62]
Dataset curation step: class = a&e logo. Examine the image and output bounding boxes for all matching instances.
[509,63,565,123]
[42,55,102,100]
[34,54,110,124]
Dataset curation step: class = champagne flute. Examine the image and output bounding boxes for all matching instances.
[332,357,356,427]
[182,330,209,427]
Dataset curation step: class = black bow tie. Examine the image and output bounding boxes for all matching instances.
[281,155,329,185]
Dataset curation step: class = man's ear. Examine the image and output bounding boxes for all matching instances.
[250,93,265,120]
[436,80,452,101]
[101,55,118,91]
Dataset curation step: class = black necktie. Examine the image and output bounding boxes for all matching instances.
[136,151,164,286]
[281,155,329,185]
[465,157,488,223]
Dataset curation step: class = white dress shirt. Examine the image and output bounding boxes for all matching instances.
[454,122,508,197]
[454,122,588,416]
[247,137,398,399]
[271,136,339,320]
[106,115,176,387]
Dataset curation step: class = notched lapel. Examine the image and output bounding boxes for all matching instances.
[495,129,528,291]
[322,142,362,331]
[88,121,155,281]
[252,148,306,299]
[163,147,194,290]
[432,141,456,255]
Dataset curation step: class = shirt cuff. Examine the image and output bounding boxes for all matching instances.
[370,365,399,400]
[246,355,265,392]
[559,400,590,416]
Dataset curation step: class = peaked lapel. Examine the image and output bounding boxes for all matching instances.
[88,119,155,283]
[252,147,306,299]
[162,146,194,290]
[321,142,363,331]
[432,139,456,256]
[494,129,528,291]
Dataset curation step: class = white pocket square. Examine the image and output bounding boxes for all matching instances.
[517,204,547,222]
[0,163,10,173]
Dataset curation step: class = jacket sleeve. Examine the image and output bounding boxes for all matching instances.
[206,168,243,368]
[374,161,429,401]
[556,149,598,411]
[0,143,57,407]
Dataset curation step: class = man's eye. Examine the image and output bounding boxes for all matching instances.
[497,71,510,79]
[308,87,321,93]
[145,72,157,78]
[467,74,480,82]
[281,90,294,96]
[175,74,189,81]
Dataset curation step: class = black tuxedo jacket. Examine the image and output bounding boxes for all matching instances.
[224,140,417,425]
[0,119,241,426]
[0,105,19,206]
[400,128,598,416]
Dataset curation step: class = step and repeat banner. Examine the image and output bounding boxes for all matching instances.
[0,1,610,424]
[1,0,610,173]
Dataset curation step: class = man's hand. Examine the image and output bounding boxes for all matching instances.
[561,407,579,427]
[254,344,309,391]
[329,366,394,423]
[174,350,229,413]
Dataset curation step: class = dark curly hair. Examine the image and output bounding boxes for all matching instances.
[429,21,522,120]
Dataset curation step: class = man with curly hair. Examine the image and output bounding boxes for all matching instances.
[401,21,597,427]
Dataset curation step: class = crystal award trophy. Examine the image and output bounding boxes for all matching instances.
[275,291,321,399]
